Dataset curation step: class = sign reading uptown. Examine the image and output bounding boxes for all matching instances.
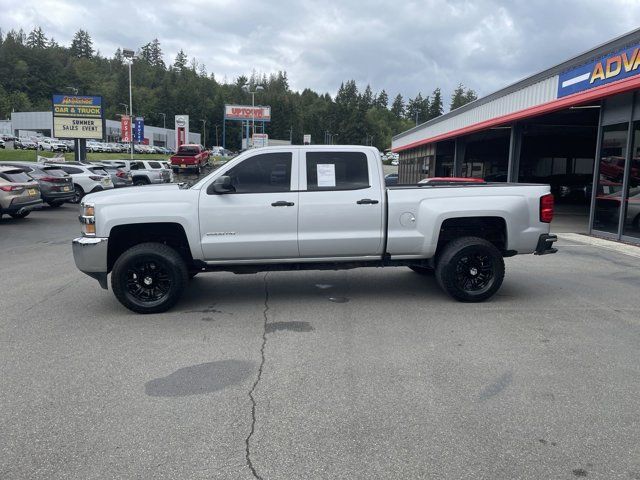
[52,94,104,139]
[224,104,271,122]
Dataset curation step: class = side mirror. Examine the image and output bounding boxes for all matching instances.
[209,175,235,194]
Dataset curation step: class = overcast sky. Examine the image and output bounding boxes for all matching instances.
[2,0,640,102]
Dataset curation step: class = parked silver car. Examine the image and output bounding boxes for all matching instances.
[0,161,75,206]
[0,166,42,219]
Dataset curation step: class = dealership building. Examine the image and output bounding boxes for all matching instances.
[392,28,640,245]
[7,112,200,149]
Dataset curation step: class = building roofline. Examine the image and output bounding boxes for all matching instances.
[393,26,640,142]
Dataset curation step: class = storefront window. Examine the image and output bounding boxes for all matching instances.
[593,123,628,235]
[622,122,640,239]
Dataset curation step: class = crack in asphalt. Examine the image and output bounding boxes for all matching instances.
[245,273,269,480]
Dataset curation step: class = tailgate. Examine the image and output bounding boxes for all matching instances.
[171,156,196,165]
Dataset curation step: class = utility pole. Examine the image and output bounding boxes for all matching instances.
[215,124,219,147]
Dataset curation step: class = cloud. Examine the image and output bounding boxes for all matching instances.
[1,0,639,102]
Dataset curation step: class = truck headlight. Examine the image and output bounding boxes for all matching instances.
[80,202,96,236]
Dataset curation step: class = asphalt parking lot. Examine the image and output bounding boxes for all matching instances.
[1,198,640,479]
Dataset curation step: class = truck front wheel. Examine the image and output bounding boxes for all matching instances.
[435,237,504,302]
[111,242,188,314]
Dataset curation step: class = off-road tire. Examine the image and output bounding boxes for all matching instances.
[111,242,188,314]
[435,236,505,302]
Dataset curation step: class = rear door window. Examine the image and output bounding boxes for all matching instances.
[305,152,369,191]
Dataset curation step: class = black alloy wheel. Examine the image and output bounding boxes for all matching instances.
[111,242,188,314]
[435,237,505,302]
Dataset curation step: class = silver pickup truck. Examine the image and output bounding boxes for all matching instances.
[72,146,557,313]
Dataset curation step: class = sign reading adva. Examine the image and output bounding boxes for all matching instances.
[558,43,640,98]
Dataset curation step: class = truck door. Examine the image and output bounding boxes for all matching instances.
[199,151,299,261]
[298,150,384,257]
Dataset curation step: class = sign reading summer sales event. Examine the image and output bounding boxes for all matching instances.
[52,94,104,139]
[558,43,640,98]
[224,104,271,122]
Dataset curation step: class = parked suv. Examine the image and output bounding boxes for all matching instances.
[0,162,75,207]
[38,138,68,152]
[0,166,42,219]
[43,162,113,203]
[101,160,172,185]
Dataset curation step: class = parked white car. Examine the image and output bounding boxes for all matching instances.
[43,162,114,203]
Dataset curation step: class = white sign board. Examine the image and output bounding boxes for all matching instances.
[252,133,269,148]
[303,134,311,145]
[317,164,336,187]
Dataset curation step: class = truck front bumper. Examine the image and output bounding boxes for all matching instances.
[534,234,558,255]
[72,236,109,289]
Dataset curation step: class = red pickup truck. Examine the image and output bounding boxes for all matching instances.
[170,144,209,173]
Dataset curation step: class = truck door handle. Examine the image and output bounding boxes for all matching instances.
[356,199,379,205]
[271,201,295,207]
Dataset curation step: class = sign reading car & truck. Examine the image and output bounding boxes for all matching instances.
[52,94,104,139]
[558,43,640,98]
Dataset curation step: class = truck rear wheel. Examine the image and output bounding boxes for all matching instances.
[435,237,504,302]
[111,242,188,314]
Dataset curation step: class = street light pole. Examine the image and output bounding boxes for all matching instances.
[200,119,207,148]
[215,124,219,147]
[122,48,136,159]
[120,103,129,116]
[242,84,264,147]
[159,112,167,147]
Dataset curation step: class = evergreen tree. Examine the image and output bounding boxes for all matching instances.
[70,29,94,58]
[464,88,477,104]
[450,83,477,110]
[391,94,405,118]
[361,84,374,109]
[428,87,443,119]
[450,83,466,111]
[27,27,47,49]
[376,89,388,109]
[48,37,59,48]
[173,50,187,70]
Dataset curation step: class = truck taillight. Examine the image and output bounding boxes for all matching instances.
[540,194,554,223]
